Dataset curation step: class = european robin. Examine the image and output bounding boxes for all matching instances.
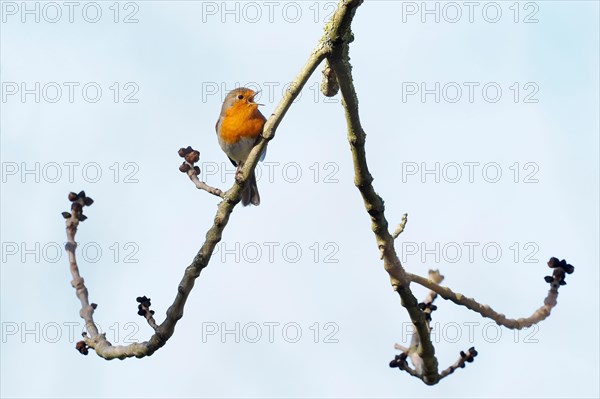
[216,87,267,206]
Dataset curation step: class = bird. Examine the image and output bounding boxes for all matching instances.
[215,87,267,206]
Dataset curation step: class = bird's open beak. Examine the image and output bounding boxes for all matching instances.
[251,90,264,106]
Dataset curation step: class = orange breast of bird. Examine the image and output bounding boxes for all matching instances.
[219,102,266,145]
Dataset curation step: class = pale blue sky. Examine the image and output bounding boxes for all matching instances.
[1,1,599,398]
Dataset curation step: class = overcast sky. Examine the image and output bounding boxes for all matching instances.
[1,1,599,398]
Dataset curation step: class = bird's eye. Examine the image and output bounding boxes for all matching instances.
[237,94,244,100]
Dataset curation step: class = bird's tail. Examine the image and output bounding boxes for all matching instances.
[242,172,260,206]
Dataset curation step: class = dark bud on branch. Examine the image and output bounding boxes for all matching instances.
[75,340,89,355]
[185,151,200,164]
[64,190,94,221]
[136,296,151,305]
[544,257,575,287]
[460,347,478,365]
[548,257,575,274]
[136,296,153,317]
[178,146,201,174]
[179,163,191,173]
[418,302,437,311]
[178,146,199,163]
[389,352,408,368]
[178,146,193,157]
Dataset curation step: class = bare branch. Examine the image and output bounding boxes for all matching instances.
[60,0,576,386]
[394,343,410,353]
[392,270,445,382]
[422,269,443,304]
[178,146,224,198]
[136,296,159,332]
[327,7,574,381]
[63,191,158,358]
[407,257,574,330]
[63,0,364,360]
[189,176,224,198]
[326,3,440,383]
[438,347,478,380]
[392,213,408,239]
[62,192,100,340]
